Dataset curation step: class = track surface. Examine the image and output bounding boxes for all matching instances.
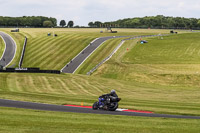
[0,99,200,119]
[0,32,16,67]
[61,36,125,73]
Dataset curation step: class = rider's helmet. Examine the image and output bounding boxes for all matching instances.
[110,89,115,94]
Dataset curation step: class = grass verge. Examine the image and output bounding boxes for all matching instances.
[1,73,200,116]
[0,107,200,133]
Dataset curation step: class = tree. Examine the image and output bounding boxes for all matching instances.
[50,17,57,27]
[60,20,66,27]
[197,20,200,27]
[0,16,57,27]
[94,21,102,28]
[131,18,140,27]
[88,22,94,27]
[0,17,4,26]
[43,21,53,27]
[67,20,74,27]
[190,18,198,28]
[32,17,42,27]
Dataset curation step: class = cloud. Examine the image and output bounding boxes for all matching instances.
[0,0,199,26]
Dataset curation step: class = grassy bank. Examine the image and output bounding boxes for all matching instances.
[0,73,200,116]
[21,28,161,70]
[93,33,200,87]
[0,107,200,133]
[0,28,171,70]
[75,38,127,74]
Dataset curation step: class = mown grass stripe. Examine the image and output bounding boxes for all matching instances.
[14,76,25,92]
[43,36,94,69]
[25,35,65,56]
[83,80,103,94]
[23,39,56,65]
[27,75,40,93]
[37,35,84,66]
[36,76,49,93]
[24,38,65,67]
[55,77,77,95]
[40,76,55,93]
[40,40,89,69]
[25,36,63,58]
[70,78,96,96]
[24,34,82,68]
[27,33,75,54]
[0,74,8,91]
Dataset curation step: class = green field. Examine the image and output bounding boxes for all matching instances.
[20,28,169,70]
[0,28,200,132]
[123,33,200,64]
[0,28,171,69]
[93,33,200,87]
[1,107,200,133]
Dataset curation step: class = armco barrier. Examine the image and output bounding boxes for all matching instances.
[87,41,125,75]
[19,37,27,68]
[0,68,60,74]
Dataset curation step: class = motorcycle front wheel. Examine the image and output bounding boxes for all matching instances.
[92,102,99,110]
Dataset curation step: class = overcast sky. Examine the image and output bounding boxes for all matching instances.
[0,0,200,26]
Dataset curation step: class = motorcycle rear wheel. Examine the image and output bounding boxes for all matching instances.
[108,102,118,111]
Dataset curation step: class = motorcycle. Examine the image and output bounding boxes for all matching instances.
[92,94,121,111]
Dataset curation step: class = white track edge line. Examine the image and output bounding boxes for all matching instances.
[60,38,99,72]
[1,32,17,67]
[0,34,7,63]
[72,39,107,74]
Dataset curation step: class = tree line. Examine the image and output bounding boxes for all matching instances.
[0,16,57,27]
[0,16,76,28]
[88,15,200,29]
[59,20,74,27]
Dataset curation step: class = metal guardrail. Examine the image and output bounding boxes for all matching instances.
[87,34,169,75]
[19,37,27,68]
[0,67,60,74]
[87,40,125,75]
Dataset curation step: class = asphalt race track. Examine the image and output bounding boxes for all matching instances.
[0,32,16,67]
[0,99,200,119]
[61,36,125,73]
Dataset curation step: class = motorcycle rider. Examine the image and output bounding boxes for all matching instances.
[100,89,118,98]
[110,89,118,98]
[92,89,121,110]
[99,90,119,109]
